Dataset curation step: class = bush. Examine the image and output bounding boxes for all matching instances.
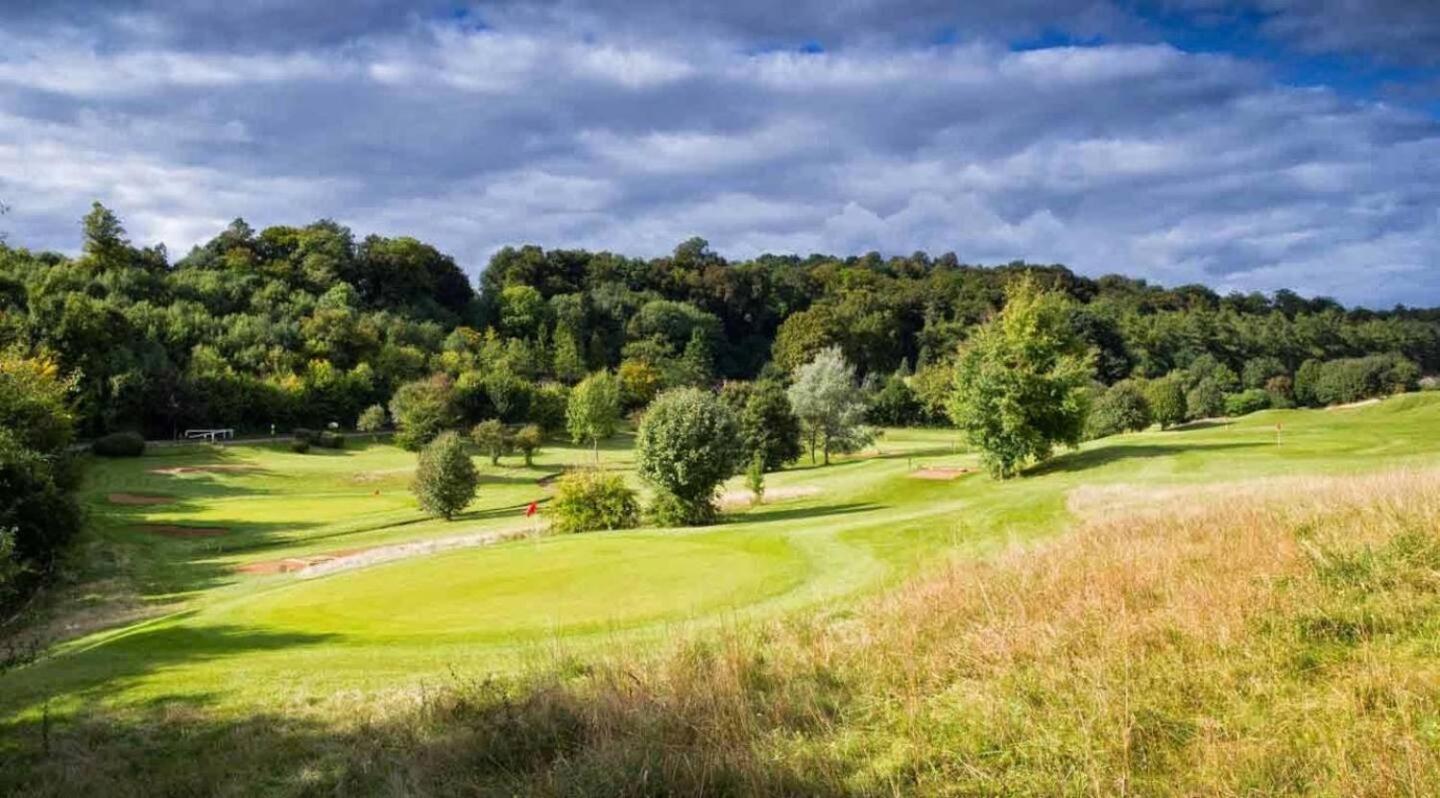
[548,469,640,534]
[290,439,312,454]
[529,383,570,434]
[1313,354,1419,406]
[293,427,319,445]
[636,387,742,526]
[868,374,923,426]
[356,404,386,432]
[390,374,459,451]
[1421,376,1440,392]
[412,431,478,520]
[1224,388,1271,417]
[1144,376,1187,429]
[318,431,345,449]
[1085,380,1151,439]
[1185,378,1226,420]
[91,431,145,458]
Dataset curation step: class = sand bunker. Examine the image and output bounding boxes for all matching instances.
[909,467,972,481]
[351,467,413,484]
[718,485,821,508]
[138,524,229,538]
[147,464,259,477]
[108,493,175,506]
[1326,398,1382,411]
[238,526,535,579]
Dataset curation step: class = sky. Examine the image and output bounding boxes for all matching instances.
[0,1,1437,307]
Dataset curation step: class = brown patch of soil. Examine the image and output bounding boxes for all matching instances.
[718,485,822,508]
[909,467,972,481]
[1326,398,1382,411]
[238,548,366,575]
[107,493,175,506]
[138,524,229,538]
[147,464,259,476]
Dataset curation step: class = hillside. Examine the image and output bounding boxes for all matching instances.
[3,395,1439,795]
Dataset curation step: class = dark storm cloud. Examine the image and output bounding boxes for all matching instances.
[0,1,1436,306]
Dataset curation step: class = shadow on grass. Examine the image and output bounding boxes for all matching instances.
[1027,441,1265,477]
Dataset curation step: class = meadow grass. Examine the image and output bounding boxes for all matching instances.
[3,396,1440,794]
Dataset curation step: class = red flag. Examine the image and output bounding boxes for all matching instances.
[525,501,539,518]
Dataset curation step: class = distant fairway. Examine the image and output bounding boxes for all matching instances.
[5,395,1440,724]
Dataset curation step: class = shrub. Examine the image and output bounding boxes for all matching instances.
[318,431,345,449]
[290,439,311,454]
[1242,356,1288,390]
[293,427,319,445]
[411,431,477,520]
[636,387,742,526]
[1144,376,1187,429]
[745,454,765,506]
[390,374,459,451]
[1185,378,1226,420]
[1085,380,1151,439]
[1294,359,1324,407]
[91,431,145,458]
[1421,376,1440,392]
[1224,388,1271,417]
[1265,375,1295,408]
[548,469,640,534]
[471,419,508,465]
[867,373,924,426]
[529,383,570,433]
[512,424,543,467]
[356,404,386,432]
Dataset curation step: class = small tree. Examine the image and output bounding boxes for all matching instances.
[1186,378,1226,420]
[787,347,873,465]
[567,370,621,462]
[1224,388,1271,417]
[356,404,386,432]
[740,380,803,471]
[1086,380,1152,439]
[867,373,923,426]
[745,453,766,506]
[636,387,742,526]
[1144,376,1187,429]
[947,277,1094,479]
[470,419,508,465]
[411,431,477,520]
[512,423,543,467]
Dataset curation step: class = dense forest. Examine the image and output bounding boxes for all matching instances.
[2,203,1437,440]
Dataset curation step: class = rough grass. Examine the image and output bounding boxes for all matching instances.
[6,468,1440,796]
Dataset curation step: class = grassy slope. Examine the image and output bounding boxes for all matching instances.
[3,396,1440,747]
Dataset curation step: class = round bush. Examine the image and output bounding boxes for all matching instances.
[636,387,742,526]
[1224,388,1271,417]
[548,469,640,534]
[290,438,312,454]
[91,431,146,458]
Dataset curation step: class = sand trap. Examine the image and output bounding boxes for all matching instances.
[108,493,175,506]
[351,467,413,484]
[237,526,537,579]
[718,485,821,508]
[138,524,229,538]
[1326,398,1382,411]
[147,464,259,476]
[909,467,972,481]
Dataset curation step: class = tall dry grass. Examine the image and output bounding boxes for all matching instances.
[8,469,1440,796]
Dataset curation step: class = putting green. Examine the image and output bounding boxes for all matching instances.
[220,531,809,642]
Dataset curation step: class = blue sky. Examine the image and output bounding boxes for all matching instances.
[0,0,1437,306]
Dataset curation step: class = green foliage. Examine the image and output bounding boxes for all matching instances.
[389,374,457,451]
[356,404,387,432]
[411,431,477,520]
[1313,354,1420,405]
[745,454,766,506]
[788,347,873,466]
[1185,379,1227,420]
[512,424,543,467]
[739,380,803,471]
[91,431,145,458]
[1242,356,1288,390]
[528,383,569,433]
[636,388,742,526]
[1294,359,1325,407]
[867,372,923,426]
[470,419,508,465]
[1224,388,1271,417]
[948,278,1095,478]
[1144,376,1187,429]
[1085,380,1151,439]
[566,370,621,459]
[290,438,311,454]
[618,359,662,411]
[1265,375,1295,408]
[548,469,640,534]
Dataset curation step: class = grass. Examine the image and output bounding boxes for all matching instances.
[4,395,1440,794]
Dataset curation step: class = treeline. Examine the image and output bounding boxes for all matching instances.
[1,204,1436,440]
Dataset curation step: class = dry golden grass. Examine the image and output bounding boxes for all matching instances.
[8,469,1440,796]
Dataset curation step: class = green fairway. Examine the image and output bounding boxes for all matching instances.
[5,395,1440,725]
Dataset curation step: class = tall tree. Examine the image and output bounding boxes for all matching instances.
[566,370,621,462]
[948,277,1095,478]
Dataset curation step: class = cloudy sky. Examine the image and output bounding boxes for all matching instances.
[1,1,1437,306]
